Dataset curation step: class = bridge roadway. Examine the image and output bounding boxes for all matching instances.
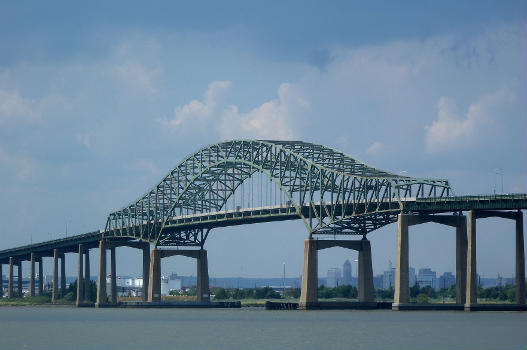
[0,193,525,310]
[1,194,525,260]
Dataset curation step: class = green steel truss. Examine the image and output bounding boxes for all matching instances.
[105,140,453,246]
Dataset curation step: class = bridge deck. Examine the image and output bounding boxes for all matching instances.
[0,194,525,262]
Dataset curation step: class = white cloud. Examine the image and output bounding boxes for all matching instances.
[171,80,232,127]
[169,81,303,140]
[425,89,515,153]
[218,83,303,140]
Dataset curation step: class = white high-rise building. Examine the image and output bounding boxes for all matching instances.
[383,267,416,288]
[327,268,341,288]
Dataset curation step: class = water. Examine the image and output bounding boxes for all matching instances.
[0,307,524,349]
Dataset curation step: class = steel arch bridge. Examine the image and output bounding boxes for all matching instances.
[105,140,452,247]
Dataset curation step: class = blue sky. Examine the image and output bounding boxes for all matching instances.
[0,1,526,279]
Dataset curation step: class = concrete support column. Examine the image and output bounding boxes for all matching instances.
[0,264,2,298]
[465,210,477,308]
[84,250,91,302]
[515,211,525,305]
[394,214,409,307]
[52,249,59,302]
[60,254,66,297]
[455,217,467,304]
[17,263,22,297]
[148,249,161,302]
[358,239,374,302]
[142,244,150,301]
[96,240,107,307]
[8,257,14,298]
[76,244,84,306]
[30,253,36,297]
[299,238,318,308]
[110,247,117,304]
[196,249,210,302]
[38,258,43,296]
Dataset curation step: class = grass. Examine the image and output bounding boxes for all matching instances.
[0,295,80,306]
[0,296,52,306]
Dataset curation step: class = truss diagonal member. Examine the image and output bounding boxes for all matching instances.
[104,140,453,245]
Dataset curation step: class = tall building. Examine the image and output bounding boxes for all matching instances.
[342,260,352,286]
[383,267,416,288]
[438,272,456,289]
[417,268,437,290]
[327,268,341,288]
[409,267,416,287]
[168,273,183,291]
[383,268,394,289]
[373,274,384,289]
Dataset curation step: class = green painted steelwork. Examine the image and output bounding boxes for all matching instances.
[1,140,526,259]
[104,140,452,246]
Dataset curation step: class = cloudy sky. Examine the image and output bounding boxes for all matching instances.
[1,1,525,280]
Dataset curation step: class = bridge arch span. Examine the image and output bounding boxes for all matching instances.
[105,140,452,246]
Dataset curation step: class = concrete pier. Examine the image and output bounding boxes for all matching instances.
[17,262,22,297]
[148,249,161,302]
[196,250,210,302]
[394,214,409,307]
[455,217,468,304]
[30,252,36,297]
[358,239,374,302]
[38,257,43,296]
[393,213,468,310]
[60,253,66,296]
[84,250,91,301]
[148,248,210,303]
[142,244,150,301]
[299,238,373,308]
[515,211,525,305]
[8,257,13,298]
[93,241,151,306]
[96,240,107,307]
[110,247,117,304]
[299,239,318,309]
[52,249,59,302]
[465,210,477,309]
[77,244,84,305]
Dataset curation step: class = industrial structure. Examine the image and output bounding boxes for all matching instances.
[0,140,525,310]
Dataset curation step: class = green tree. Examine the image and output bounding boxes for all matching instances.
[416,293,429,304]
[213,288,229,300]
[284,288,300,298]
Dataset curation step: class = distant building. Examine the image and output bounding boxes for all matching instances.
[327,268,341,288]
[383,267,416,289]
[409,267,416,287]
[417,268,437,290]
[161,276,169,296]
[438,272,456,289]
[342,260,352,286]
[168,273,183,291]
[373,274,384,289]
[383,268,394,289]
[496,274,503,287]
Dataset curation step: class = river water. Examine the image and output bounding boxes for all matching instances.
[0,307,524,349]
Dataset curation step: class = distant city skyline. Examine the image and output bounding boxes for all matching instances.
[0,1,525,279]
